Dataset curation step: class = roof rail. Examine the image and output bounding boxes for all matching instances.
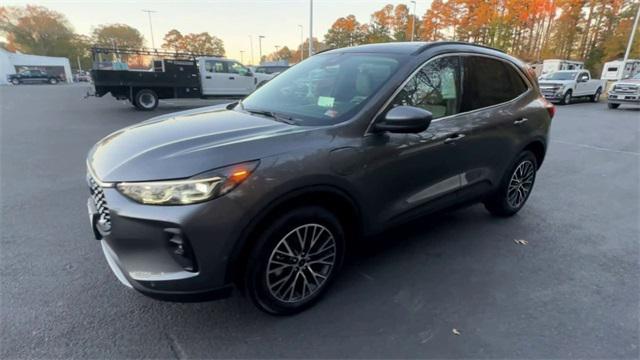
[414,41,506,55]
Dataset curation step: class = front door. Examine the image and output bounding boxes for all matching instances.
[227,61,256,95]
[359,55,470,227]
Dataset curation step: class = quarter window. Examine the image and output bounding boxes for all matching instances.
[460,56,528,112]
[390,56,461,120]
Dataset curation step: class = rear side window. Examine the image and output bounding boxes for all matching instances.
[461,56,528,112]
[205,60,226,73]
[390,56,461,120]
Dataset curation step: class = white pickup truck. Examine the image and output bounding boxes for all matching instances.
[91,47,283,110]
[538,70,604,105]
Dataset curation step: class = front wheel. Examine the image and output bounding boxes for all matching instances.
[11,79,20,85]
[607,103,620,109]
[134,89,158,111]
[484,151,538,217]
[49,78,58,85]
[590,88,601,102]
[560,90,572,105]
[245,206,345,315]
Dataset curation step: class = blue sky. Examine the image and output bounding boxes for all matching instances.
[7,0,433,64]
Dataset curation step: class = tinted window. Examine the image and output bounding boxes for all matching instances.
[241,53,401,125]
[390,56,461,119]
[205,60,225,73]
[461,56,528,112]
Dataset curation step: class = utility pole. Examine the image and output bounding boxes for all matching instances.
[275,45,280,60]
[258,35,265,64]
[622,3,640,79]
[248,35,254,65]
[141,9,157,49]
[410,1,417,41]
[77,56,82,71]
[240,50,245,64]
[309,0,314,56]
[298,25,304,61]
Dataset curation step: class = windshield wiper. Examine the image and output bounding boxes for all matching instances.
[243,108,298,125]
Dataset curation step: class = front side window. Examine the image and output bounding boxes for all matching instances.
[461,56,528,111]
[390,56,461,120]
[228,62,249,75]
[241,53,402,125]
[205,60,225,73]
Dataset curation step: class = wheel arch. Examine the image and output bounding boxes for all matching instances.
[522,139,547,168]
[225,184,363,285]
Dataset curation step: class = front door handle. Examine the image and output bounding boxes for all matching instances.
[205,76,212,79]
[444,133,466,144]
[514,117,528,125]
[229,76,236,80]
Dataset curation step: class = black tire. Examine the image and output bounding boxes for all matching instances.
[484,151,538,217]
[49,78,58,85]
[590,88,601,102]
[245,206,345,315]
[560,90,572,105]
[607,103,620,109]
[11,79,20,85]
[134,89,159,111]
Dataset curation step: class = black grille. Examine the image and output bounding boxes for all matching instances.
[88,175,112,233]
[612,85,638,94]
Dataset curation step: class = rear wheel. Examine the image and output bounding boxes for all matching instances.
[607,103,620,109]
[590,88,601,102]
[48,78,58,85]
[484,151,537,217]
[134,89,158,111]
[245,206,345,315]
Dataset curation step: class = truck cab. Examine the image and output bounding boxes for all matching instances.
[198,57,257,96]
[539,70,603,105]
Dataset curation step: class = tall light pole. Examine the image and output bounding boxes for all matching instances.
[240,50,245,64]
[258,35,265,64]
[142,9,157,49]
[309,0,314,56]
[298,25,304,61]
[410,1,416,42]
[248,35,254,65]
[622,3,640,79]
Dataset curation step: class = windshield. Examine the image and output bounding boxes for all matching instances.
[544,72,578,80]
[240,53,402,125]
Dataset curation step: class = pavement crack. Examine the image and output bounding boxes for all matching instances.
[167,334,187,360]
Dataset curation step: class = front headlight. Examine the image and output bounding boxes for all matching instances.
[116,160,259,205]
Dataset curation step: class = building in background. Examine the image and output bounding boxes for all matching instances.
[0,48,73,84]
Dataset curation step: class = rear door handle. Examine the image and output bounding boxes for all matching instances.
[514,117,528,125]
[205,76,211,79]
[229,76,236,80]
[444,133,466,144]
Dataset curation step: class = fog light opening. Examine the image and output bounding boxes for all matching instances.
[165,228,198,272]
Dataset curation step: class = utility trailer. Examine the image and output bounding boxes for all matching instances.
[90,47,268,110]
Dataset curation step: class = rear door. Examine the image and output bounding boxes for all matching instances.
[455,55,536,198]
[201,59,234,95]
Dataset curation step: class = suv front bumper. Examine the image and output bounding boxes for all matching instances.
[608,93,640,104]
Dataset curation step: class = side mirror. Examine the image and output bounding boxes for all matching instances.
[245,70,253,77]
[579,76,588,82]
[374,106,432,133]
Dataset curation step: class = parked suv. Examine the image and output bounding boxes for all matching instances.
[87,42,553,315]
[8,69,62,85]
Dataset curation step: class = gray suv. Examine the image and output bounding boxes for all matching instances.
[87,42,554,315]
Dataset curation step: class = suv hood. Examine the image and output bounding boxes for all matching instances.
[88,104,310,182]
[613,79,640,86]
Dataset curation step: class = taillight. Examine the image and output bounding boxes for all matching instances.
[543,98,555,119]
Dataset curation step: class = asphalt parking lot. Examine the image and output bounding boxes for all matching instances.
[1,84,638,359]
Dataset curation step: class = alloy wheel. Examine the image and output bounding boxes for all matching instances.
[507,160,535,209]
[266,223,336,303]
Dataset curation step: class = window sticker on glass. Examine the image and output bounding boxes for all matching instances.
[317,96,335,108]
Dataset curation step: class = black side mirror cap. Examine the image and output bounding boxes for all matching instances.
[374,106,433,133]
